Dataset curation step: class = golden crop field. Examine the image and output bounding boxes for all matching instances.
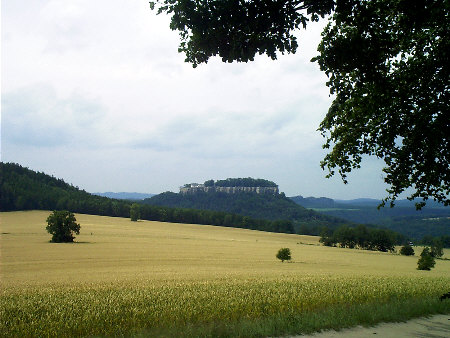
[1,211,449,337]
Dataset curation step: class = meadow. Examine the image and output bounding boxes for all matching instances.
[1,211,449,337]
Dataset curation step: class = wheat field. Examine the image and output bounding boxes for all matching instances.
[1,211,449,336]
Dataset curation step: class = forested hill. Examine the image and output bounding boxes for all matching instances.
[144,191,349,233]
[0,162,129,215]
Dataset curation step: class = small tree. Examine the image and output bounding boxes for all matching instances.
[417,247,435,271]
[130,203,140,221]
[276,248,291,263]
[431,239,444,258]
[46,210,80,243]
[400,244,415,256]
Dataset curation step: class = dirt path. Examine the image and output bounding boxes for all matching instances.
[301,314,450,337]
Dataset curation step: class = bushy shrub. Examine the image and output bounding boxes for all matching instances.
[431,239,444,258]
[400,244,414,256]
[417,247,435,270]
[130,203,140,221]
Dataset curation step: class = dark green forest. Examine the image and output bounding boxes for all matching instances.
[320,225,400,253]
[145,190,348,233]
[320,224,450,252]
[0,162,125,215]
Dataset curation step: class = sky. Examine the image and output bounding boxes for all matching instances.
[2,0,390,199]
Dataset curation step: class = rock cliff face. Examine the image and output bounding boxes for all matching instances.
[180,185,279,195]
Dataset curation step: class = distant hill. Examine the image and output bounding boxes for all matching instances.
[290,195,450,239]
[334,198,446,208]
[289,196,336,209]
[144,189,350,234]
[93,192,155,200]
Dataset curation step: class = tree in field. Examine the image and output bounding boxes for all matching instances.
[417,247,435,270]
[400,244,415,256]
[369,229,396,253]
[319,226,337,247]
[430,239,444,258]
[276,247,291,262]
[150,0,449,209]
[130,203,140,221]
[46,210,81,243]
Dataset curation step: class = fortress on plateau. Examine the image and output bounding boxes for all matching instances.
[180,178,279,195]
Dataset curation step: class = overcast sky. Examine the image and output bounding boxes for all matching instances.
[2,0,390,199]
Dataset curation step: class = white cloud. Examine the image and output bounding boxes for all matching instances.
[2,84,106,148]
[1,1,390,199]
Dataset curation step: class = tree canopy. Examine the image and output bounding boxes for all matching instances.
[46,210,81,243]
[212,178,277,187]
[417,247,436,270]
[276,247,292,262]
[130,203,140,221]
[150,0,334,67]
[151,0,450,208]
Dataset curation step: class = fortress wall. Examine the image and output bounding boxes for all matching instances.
[180,186,279,195]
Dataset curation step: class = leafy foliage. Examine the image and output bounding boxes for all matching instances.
[276,248,291,262]
[417,247,436,270]
[314,0,449,208]
[152,0,450,208]
[150,0,334,67]
[46,210,80,243]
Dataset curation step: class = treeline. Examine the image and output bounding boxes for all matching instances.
[204,178,278,187]
[137,204,294,233]
[319,225,403,252]
[421,235,450,249]
[0,162,294,234]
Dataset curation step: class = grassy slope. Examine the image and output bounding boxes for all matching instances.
[1,211,449,337]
